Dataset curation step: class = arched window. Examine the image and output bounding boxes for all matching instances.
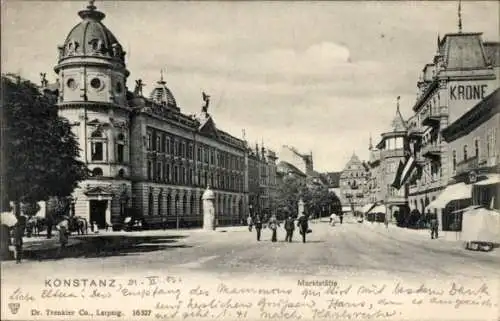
[183,195,187,216]
[92,167,103,177]
[190,194,195,215]
[118,168,125,178]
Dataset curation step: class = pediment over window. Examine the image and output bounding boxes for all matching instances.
[83,185,114,196]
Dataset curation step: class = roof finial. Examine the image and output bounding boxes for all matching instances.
[369,133,373,150]
[158,68,166,85]
[458,0,463,33]
[396,96,401,112]
[79,0,105,20]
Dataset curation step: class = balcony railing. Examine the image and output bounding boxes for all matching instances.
[421,143,441,159]
[382,148,405,159]
[421,106,441,127]
[386,195,407,205]
[456,156,478,175]
[407,126,424,140]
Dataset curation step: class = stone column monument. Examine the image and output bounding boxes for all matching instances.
[202,186,216,231]
[298,198,305,216]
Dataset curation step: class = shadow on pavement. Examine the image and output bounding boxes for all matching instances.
[22,234,190,261]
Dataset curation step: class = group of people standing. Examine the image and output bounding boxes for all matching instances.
[247,213,311,243]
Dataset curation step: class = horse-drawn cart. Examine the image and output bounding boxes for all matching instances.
[460,207,500,252]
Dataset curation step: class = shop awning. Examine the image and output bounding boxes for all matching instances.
[461,207,500,243]
[368,204,386,214]
[474,174,500,186]
[427,182,471,210]
[451,205,481,214]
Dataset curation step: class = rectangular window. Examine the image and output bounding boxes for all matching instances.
[474,138,480,158]
[91,142,103,161]
[155,135,161,152]
[463,145,468,161]
[492,128,497,156]
[156,161,162,181]
[117,144,124,163]
[452,150,457,172]
[147,160,153,180]
[147,133,152,150]
[165,163,171,182]
[165,137,171,155]
[204,148,209,163]
[174,140,179,156]
[173,166,178,184]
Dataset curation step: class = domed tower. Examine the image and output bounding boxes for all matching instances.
[149,71,180,112]
[54,1,131,229]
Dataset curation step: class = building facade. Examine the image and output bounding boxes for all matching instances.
[405,31,499,225]
[339,153,369,213]
[51,2,248,229]
[372,101,409,222]
[439,89,499,233]
[279,145,314,176]
[247,145,278,216]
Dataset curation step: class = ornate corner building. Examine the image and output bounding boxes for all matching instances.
[51,2,250,229]
[339,153,369,213]
[405,32,499,225]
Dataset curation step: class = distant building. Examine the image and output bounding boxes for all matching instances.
[339,153,369,213]
[247,144,278,216]
[279,145,314,177]
[367,100,409,222]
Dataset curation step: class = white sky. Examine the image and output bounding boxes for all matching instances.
[2,1,498,172]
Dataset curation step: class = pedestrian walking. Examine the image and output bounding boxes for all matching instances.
[339,213,344,224]
[268,214,279,242]
[284,215,295,242]
[428,211,439,239]
[13,222,24,263]
[297,213,310,243]
[57,219,69,257]
[247,215,253,232]
[254,215,263,241]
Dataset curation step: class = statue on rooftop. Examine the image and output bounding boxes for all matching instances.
[134,79,145,96]
[202,91,210,113]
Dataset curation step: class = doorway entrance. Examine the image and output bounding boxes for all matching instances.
[89,200,108,228]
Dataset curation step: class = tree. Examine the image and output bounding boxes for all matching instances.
[274,174,341,219]
[275,175,308,218]
[1,74,88,216]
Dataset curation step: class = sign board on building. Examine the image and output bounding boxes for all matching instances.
[449,84,488,101]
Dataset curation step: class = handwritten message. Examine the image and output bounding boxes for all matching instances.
[2,275,498,320]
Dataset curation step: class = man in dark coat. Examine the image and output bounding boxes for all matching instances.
[428,211,439,239]
[338,212,344,224]
[284,215,295,242]
[297,213,309,243]
[254,215,263,241]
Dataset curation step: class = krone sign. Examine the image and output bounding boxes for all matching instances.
[449,84,488,100]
